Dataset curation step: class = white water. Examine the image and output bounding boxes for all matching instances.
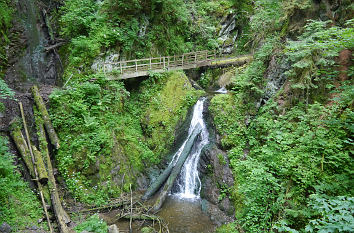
[215,87,228,94]
[171,98,209,199]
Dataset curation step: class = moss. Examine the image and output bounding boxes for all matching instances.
[0,136,46,231]
[141,71,203,158]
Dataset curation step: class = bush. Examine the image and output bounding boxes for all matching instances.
[75,214,108,233]
[0,136,45,231]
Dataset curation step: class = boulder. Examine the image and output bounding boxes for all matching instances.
[0,222,11,233]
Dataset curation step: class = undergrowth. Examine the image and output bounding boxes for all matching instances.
[0,136,46,231]
[211,11,354,233]
[50,71,202,204]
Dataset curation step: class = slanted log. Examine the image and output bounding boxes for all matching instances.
[9,119,35,178]
[31,85,60,149]
[142,159,174,200]
[32,145,48,184]
[35,108,71,232]
[152,124,202,212]
[143,124,203,200]
[19,102,54,233]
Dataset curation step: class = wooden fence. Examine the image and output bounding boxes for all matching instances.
[97,50,251,79]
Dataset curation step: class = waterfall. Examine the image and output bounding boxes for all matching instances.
[172,97,209,199]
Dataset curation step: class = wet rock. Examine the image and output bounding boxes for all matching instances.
[218,14,238,54]
[257,55,290,108]
[0,222,11,233]
[199,144,235,220]
[108,224,119,233]
[219,197,234,216]
[136,174,149,190]
[201,199,233,227]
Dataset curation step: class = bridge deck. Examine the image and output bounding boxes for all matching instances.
[96,50,252,80]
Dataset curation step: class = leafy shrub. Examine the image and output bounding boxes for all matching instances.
[306,195,354,232]
[0,136,45,231]
[285,19,354,104]
[75,214,108,233]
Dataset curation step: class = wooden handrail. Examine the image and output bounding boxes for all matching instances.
[98,50,251,77]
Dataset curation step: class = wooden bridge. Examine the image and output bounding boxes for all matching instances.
[96,50,252,80]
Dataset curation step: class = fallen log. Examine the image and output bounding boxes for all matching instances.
[143,125,203,200]
[118,214,160,221]
[44,42,66,52]
[31,85,60,149]
[19,102,54,233]
[142,162,174,200]
[35,108,71,232]
[31,145,49,184]
[9,119,35,178]
[152,124,202,212]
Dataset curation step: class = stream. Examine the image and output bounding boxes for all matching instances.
[112,97,217,232]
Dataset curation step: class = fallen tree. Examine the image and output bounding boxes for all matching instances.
[35,107,71,233]
[32,85,60,149]
[152,124,202,212]
[9,119,35,178]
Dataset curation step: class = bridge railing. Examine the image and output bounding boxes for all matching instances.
[99,50,228,74]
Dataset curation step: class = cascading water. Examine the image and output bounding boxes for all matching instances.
[171,97,209,199]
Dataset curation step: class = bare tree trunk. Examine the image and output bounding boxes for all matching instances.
[31,85,60,149]
[9,119,35,178]
[35,108,71,232]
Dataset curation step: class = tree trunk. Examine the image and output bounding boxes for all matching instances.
[31,85,60,149]
[9,120,35,178]
[142,158,174,200]
[35,109,71,232]
[32,145,49,184]
[152,124,202,212]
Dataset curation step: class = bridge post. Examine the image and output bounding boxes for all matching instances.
[149,58,152,70]
[182,54,184,66]
[194,52,197,64]
[167,56,170,69]
[163,57,165,69]
[205,50,208,61]
[135,61,137,72]
[120,62,122,74]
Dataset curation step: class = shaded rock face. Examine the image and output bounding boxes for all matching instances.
[5,0,60,92]
[257,55,290,108]
[218,14,238,54]
[197,99,235,226]
[1,0,61,131]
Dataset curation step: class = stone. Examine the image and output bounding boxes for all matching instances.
[108,224,119,233]
[0,222,11,233]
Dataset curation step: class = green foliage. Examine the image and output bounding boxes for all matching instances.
[58,0,241,75]
[74,214,108,233]
[285,19,354,104]
[209,94,246,152]
[0,136,45,231]
[216,222,238,233]
[60,0,99,38]
[50,75,142,204]
[249,0,283,46]
[211,16,353,231]
[232,35,280,114]
[135,71,203,158]
[50,71,201,204]
[0,0,13,73]
[305,195,354,232]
